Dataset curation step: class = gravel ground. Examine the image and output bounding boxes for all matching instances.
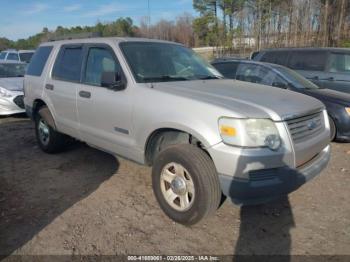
[0,116,349,256]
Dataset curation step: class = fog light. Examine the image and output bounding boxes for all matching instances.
[264,134,281,151]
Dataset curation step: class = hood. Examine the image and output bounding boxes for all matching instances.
[152,79,325,121]
[0,77,24,92]
[300,88,350,106]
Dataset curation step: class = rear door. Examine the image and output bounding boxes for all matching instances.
[77,44,133,155]
[322,52,350,93]
[286,50,327,88]
[46,44,84,137]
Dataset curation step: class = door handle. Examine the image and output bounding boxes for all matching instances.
[79,90,91,98]
[45,84,54,90]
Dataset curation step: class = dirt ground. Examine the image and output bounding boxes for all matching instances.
[0,115,349,256]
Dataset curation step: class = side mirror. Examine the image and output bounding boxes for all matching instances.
[101,71,126,91]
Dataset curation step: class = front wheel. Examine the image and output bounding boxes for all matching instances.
[152,144,221,225]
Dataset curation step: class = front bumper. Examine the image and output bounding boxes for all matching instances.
[218,145,330,205]
[0,94,25,115]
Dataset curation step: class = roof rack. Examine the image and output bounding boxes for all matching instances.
[48,32,102,42]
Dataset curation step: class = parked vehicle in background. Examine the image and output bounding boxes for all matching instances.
[0,50,35,63]
[24,37,330,225]
[212,59,350,142]
[0,61,26,115]
[253,48,350,94]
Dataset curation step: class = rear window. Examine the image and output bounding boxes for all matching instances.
[261,51,289,66]
[212,62,238,79]
[287,51,326,71]
[26,46,53,76]
[7,53,19,61]
[52,45,83,82]
[329,53,350,73]
[19,52,34,63]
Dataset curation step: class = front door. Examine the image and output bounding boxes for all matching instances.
[77,44,133,155]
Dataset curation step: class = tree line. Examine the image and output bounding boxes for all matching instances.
[0,1,349,53]
[192,0,350,52]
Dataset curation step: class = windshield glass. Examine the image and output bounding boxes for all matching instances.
[0,63,26,78]
[277,66,320,89]
[19,52,34,63]
[120,42,222,83]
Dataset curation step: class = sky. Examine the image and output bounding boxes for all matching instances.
[0,0,196,41]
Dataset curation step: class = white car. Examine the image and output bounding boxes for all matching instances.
[0,61,26,115]
[0,50,35,63]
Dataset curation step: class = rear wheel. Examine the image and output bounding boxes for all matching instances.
[329,116,336,141]
[35,107,70,153]
[152,144,221,225]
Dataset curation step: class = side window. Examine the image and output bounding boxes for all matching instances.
[287,51,326,71]
[84,47,122,86]
[271,75,289,89]
[329,53,350,73]
[236,64,270,84]
[0,52,6,60]
[261,51,288,66]
[27,46,53,76]
[53,45,83,82]
[236,64,260,83]
[212,62,238,79]
[7,53,19,61]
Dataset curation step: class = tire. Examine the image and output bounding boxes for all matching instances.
[152,144,221,225]
[329,116,336,141]
[35,106,69,153]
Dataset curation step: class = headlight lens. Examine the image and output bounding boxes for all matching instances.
[346,107,350,116]
[0,87,13,98]
[219,117,281,150]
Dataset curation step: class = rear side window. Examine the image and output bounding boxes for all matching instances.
[261,51,288,66]
[26,46,53,76]
[53,45,83,82]
[287,51,326,71]
[212,62,238,79]
[7,53,19,61]
[329,53,350,73]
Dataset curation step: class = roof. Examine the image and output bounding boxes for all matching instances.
[40,37,183,47]
[211,57,286,70]
[259,47,350,52]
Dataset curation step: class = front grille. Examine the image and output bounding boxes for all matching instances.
[286,112,325,143]
[13,95,24,109]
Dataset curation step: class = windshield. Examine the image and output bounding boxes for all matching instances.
[120,42,222,83]
[277,66,320,89]
[19,52,34,63]
[0,63,26,78]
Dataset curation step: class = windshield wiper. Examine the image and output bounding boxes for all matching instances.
[142,75,189,82]
[196,75,221,80]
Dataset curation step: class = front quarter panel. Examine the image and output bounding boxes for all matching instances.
[132,85,230,151]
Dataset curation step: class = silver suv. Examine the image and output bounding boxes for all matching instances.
[24,37,331,225]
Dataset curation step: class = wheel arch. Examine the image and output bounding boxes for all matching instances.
[144,127,212,166]
[32,99,56,130]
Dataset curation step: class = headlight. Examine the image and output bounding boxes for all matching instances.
[0,87,13,98]
[346,107,350,116]
[219,117,281,150]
